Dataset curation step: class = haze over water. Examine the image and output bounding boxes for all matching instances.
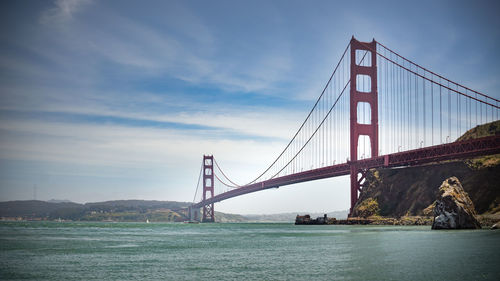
[1,221,499,280]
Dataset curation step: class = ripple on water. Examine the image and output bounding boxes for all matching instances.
[1,222,500,281]
[104,244,140,248]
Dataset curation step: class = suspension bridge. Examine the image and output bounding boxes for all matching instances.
[189,36,500,222]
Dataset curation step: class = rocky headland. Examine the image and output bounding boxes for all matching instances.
[347,120,500,228]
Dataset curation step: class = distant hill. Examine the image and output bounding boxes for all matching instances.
[0,200,81,218]
[84,200,190,212]
[0,200,192,222]
[0,199,347,223]
[215,211,248,223]
[46,199,74,204]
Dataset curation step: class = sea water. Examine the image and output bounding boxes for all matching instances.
[0,221,499,280]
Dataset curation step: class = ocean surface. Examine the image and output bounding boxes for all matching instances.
[0,221,499,280]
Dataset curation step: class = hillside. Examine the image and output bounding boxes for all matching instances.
[214,211,248,222]
[0,200,191,222]
[352,120,500,218]
[0,199,348,223]
[0,200,81,218]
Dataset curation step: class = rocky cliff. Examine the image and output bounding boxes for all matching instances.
[352,120,500,219]
[432,177,481,229]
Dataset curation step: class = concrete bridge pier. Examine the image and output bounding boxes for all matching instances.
[188,206,201,222]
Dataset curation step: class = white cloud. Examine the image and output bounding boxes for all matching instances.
[40,0,92,24]
[0,118,284,181]
[36,1,297,95]
[0,84,305,141]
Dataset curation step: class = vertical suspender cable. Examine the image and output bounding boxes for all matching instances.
[448,81,451,141]
[476,93,478,126]
[400,59,403,149]
[423,72,426,147]
[440,79,442,144]
[385,49,388,153]
[456,84,459,139]
[407,63,410,149]
[391,53,394,152]
[396,56,399,150]
[480,94,483,124]
[467,90,470,129]
[431,74,434,145]
[415,68,418,148]
[192,161,203,203]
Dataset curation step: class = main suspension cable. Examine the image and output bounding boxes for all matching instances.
[271,79,351,179]
[192,161,203,203]
[377,41,499,103]
[233,41,352,186]
[213,172,240,189]
[360,41,500,109]
[213,157,242,188]
[271,50,370,178]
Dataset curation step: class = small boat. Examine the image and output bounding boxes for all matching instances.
[183,220,199,224]
[146,219,150,224]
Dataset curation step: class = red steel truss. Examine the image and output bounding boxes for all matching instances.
[192,135,500,209]
[191,37,500,220]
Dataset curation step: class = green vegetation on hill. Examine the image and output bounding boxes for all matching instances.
[0,199,349,223]
[0,200,81,218]
[0,200,191,222]
[355,198,380,218]
[457,120,500,141]
[460,120,500,169]
[353,120,500,218]
[214,211,248,222]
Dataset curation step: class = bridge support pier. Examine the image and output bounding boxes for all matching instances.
[349,37,378,216]
[202,155,215,222]
[349,165,359,216]
[188,206,200,222]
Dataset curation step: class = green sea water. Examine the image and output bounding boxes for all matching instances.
[0,221,499,280]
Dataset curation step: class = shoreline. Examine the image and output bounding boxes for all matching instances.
[330,216,432,226]
[296,214,499,227]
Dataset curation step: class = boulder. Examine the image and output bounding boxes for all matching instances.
[432,177,481,229]
[423,203,434,216]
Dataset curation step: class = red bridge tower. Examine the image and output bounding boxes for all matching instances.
[349,37,379,215]
[202,155,215,222]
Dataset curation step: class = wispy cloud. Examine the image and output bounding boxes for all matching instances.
[37,1,298,94]
[0,118,285,181]
[40,0,93,24]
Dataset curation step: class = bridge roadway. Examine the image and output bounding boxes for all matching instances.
[192,135,500,209]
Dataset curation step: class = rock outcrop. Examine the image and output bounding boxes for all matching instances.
[295,214,329,225]
[351,121,500,222]
[432,177,481,229]
[352,198,379,218]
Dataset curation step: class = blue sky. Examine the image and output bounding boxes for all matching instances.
[1,0,499,214]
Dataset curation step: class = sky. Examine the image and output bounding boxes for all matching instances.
[0,0,499,214]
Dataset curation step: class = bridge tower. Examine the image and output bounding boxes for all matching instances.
[188,205,200,222]
[202,155,215,222]
[349,37,378,216]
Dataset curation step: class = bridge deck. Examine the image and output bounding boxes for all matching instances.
[192,135,500,208]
